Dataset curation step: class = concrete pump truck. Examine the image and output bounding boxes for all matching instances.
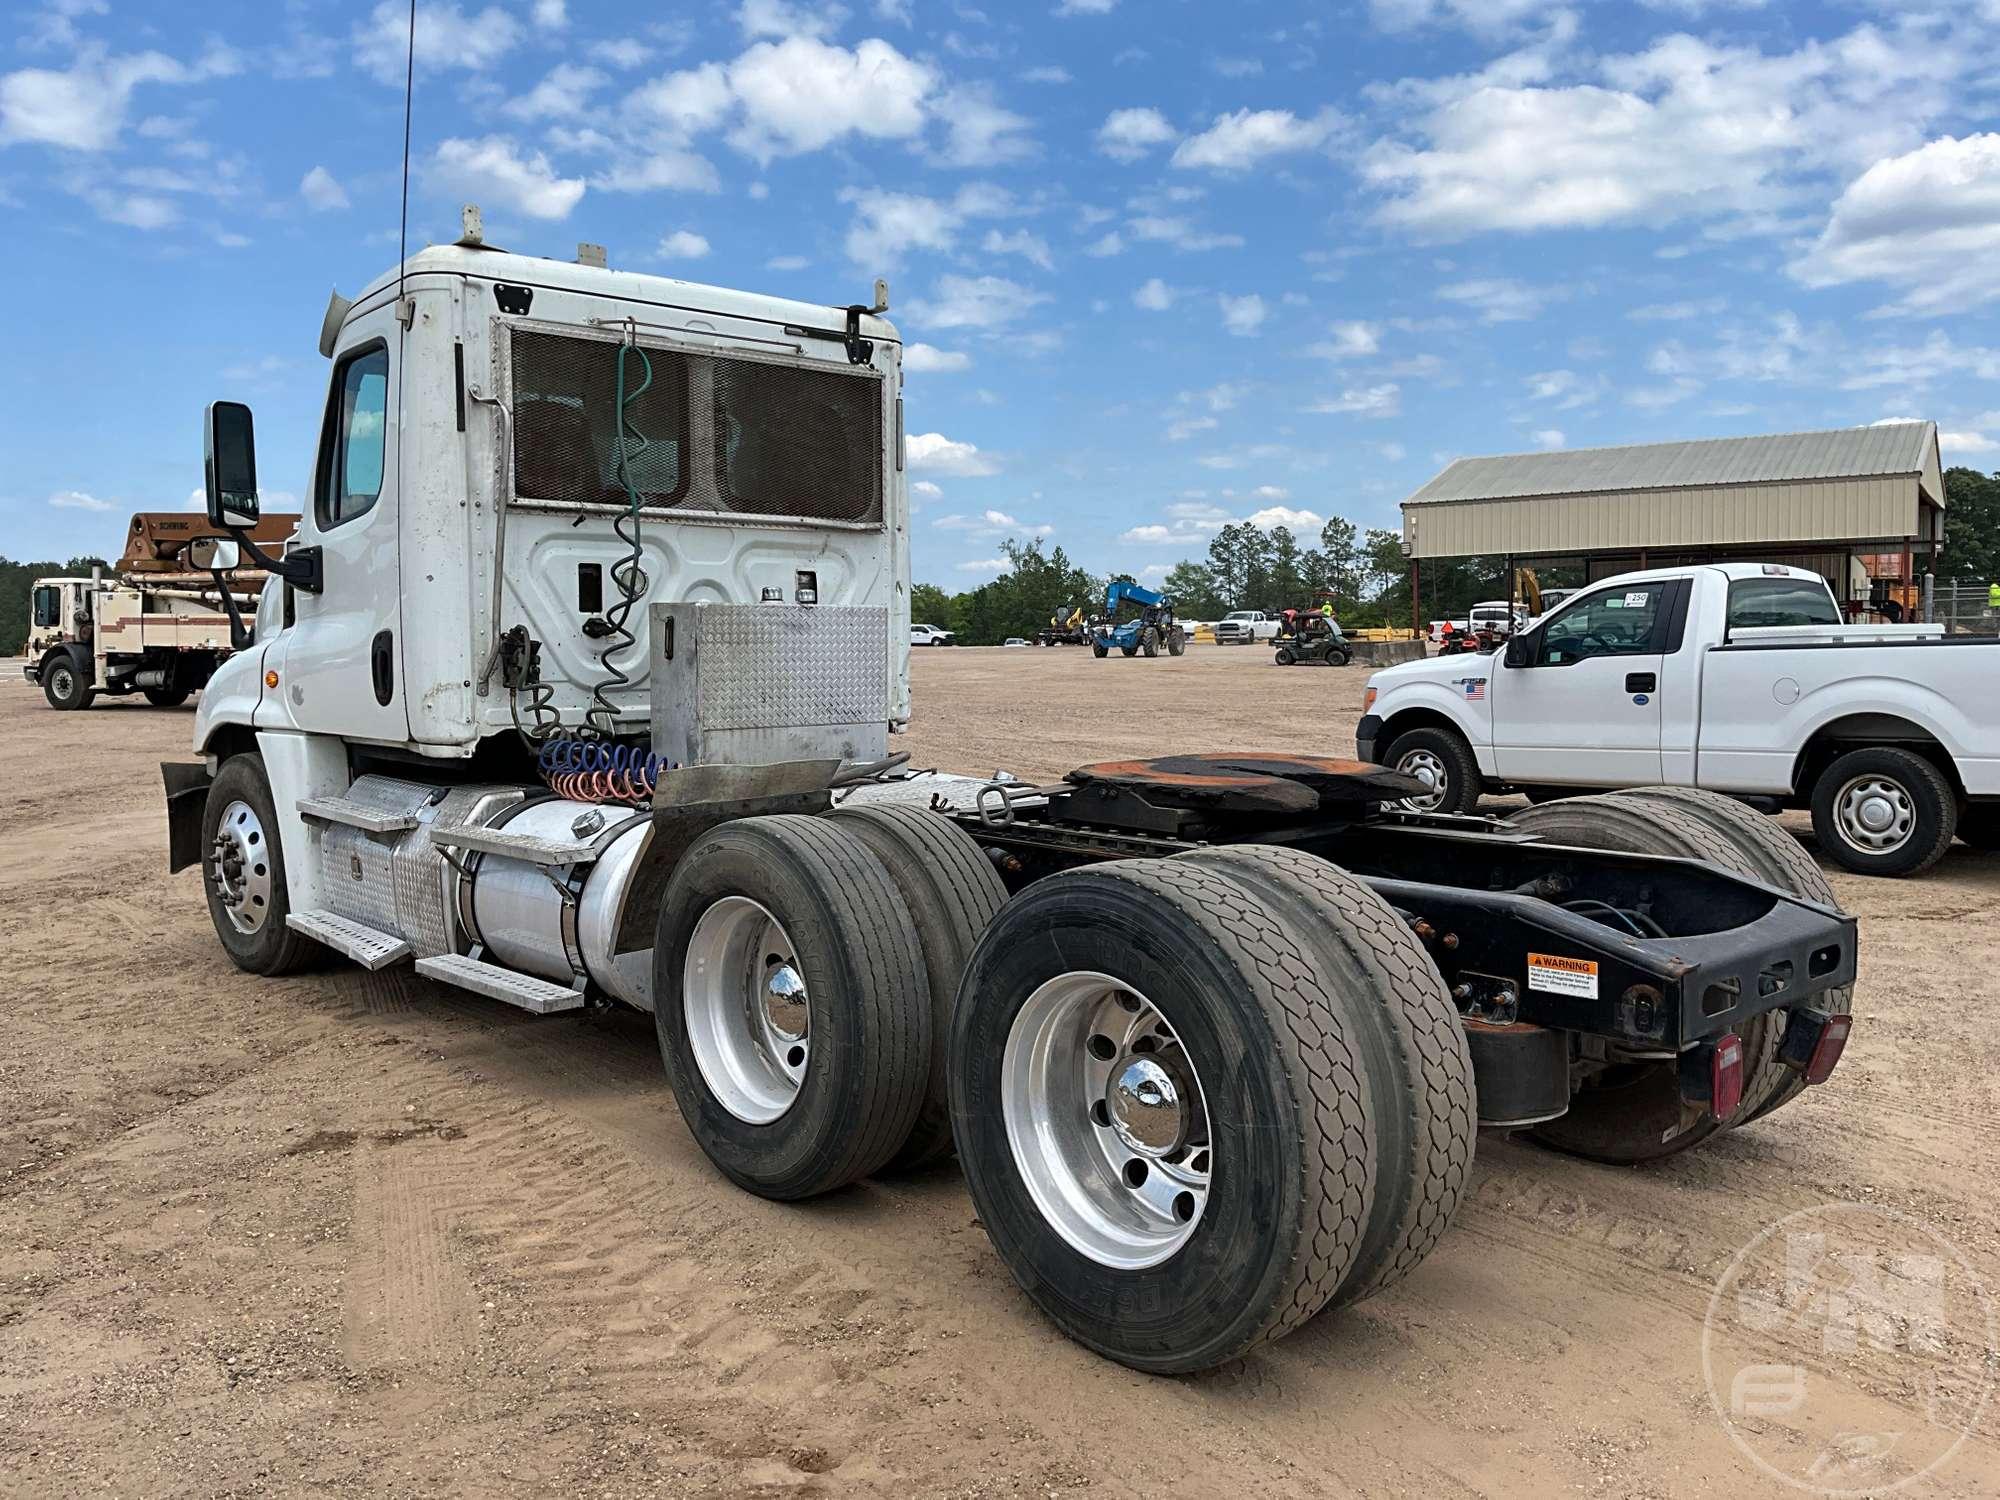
[165,212,1860,1374]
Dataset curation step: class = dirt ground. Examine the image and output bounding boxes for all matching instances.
[3,644,1997,1498]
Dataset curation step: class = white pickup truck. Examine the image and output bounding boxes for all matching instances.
[1358,562,2000,875]
[1213,610,1281,645]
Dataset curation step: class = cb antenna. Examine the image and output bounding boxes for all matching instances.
[396,0,416,309]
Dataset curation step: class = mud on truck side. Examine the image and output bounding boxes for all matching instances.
[163,219,1859,1374]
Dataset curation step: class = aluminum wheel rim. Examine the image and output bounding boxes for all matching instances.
[209,798,272,935]
[1396,747,1449,812]
[684,896,809,1125]
[1833,774,1915,855]
[1002,971,1211,1270]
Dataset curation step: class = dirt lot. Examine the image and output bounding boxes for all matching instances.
[3,645,1997,1497]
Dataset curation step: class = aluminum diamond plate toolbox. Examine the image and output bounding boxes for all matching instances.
[650,602,890,767]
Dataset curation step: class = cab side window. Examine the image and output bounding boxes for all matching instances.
[1539,585,1664,665]
[318,345,390,527]
[32,586,59,629]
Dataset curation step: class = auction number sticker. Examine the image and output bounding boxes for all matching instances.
[1528,952,1599,998]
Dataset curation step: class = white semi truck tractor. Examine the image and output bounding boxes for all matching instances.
[165,214,1861,1373]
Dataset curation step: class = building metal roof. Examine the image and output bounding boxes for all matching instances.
[1404,422,1939,506]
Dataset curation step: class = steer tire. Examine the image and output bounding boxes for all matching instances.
[1178,846,1475,1307]
[1504,795,1785,1162]
[201,753,316,977]
[1809,746,1957,878]
[950,858,1377,1373]
[1167,629,1186,657]
[1140,626,1160,658]
[1382,725,1483,815]
[1606,786,1852,1127]
[42,649,94,711]
[654,815,931,1200]
[826,804,1009,1171]
[1091,641,1108,658]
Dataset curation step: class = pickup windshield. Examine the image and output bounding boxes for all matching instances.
[1727,577,1839,631]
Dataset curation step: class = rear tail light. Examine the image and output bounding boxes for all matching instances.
[1803,1013,1852,1085]
[1710,1034,1744,1120]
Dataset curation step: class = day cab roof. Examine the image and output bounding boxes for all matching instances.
[345,242,900,348]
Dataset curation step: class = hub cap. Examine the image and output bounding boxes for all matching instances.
[1002,972,1211,1269]
[208,798,272,935]
[684,897,809,1124]
[50,665,74,698]
[1833,774,1915,855]
[1396,747,1449,812]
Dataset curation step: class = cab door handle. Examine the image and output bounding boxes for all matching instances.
[1625,671,1656,694]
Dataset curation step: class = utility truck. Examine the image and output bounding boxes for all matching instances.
[1360,562,2000,876]
[164,217,1859,1374]
[25,514,292,710]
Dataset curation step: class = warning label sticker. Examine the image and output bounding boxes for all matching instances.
[1527,952,1600,998]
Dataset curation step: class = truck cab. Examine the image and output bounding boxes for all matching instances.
[1213,610,1274,645]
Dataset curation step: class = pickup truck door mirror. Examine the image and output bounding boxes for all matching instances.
[204,401,261,528]
[1503,633,1535,668]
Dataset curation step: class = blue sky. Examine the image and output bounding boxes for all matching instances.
[3,0,1998,586]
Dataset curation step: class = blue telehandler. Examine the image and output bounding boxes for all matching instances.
[1091,580,1187,658]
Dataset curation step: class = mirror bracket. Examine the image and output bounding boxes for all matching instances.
[209,570,254,653]
[234,536,323,595]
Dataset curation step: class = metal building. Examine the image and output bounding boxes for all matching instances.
[1400,421,1945,618]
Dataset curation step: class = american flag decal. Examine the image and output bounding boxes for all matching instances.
[1462,678,1486,700]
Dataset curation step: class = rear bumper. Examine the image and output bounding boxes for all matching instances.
[1356,713,1384,764]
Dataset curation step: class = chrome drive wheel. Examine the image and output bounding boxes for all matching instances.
[1003,971,1210,1269]
[683,897,808,1125]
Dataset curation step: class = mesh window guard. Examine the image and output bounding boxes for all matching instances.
[509,326,884,526]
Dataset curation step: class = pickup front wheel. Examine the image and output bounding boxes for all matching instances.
[1382,726,1483,815]
[1809,746,1956,877]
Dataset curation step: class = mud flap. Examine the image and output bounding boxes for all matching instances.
[162,761,211,873]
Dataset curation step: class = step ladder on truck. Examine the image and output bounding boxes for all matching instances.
[163,210,1860,1374]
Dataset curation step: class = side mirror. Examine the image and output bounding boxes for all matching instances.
[187,537,241,571]
[1503,634,1534,669]
[204,401,261,528]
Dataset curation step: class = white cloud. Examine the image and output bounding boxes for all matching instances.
[937,507,1050,538]
[1363,22,1965,241]
[1629,297,1727,320]
[1437,278,1555,323]
[1308,384,1401,418]
[908,431,1000,476]
[1022,65,1071,84]
[737,0,846,40]
[766,253,808,271]
[590,38,652,69]
[504,63,604,120]
[1172,108,1343,171]
[839,181,1012,265]
[981,227,1053,271]
[1097,106,1175,161]
[1056,0,1118,13]
[0,43,236,152]
[933,84,1034,167]
[300,165,348,211]
[1246,505,1323,530]
[532,0,568,26]
[1220,292,1267,336]
[1133,277,1178,311]
[1532,428,1566,449]
[1312,320,1379,359]
[1368,0,1558,34]
[1126,214,1244,252]
[49,489,113,511]
[1941,431,1999,455]
[1792,134,2000,316]
[355,2,520,86]
[428,136,585,220]
[1166,415,1217,441]
[1249,485,1291,501]
[907,274,1051,330]
[956,556,1010,573]
[1085,231,1124,257]
[1122,524,1175,543]
[724,37,937,163]
[657,229,710,259]
[912,479,943,497]
[904,343,971,373]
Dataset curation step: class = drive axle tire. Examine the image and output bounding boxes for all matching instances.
[1606,786,1852,1127]
[654,815,930,1200]
[1809,746,1956,878]
[144,686,191,708]
[1179,846,1475,1307]
[41,650,93,711]
[950,858,1376,1373]
[826,804,1008,1170]
[202,753,316,976]
[1504,795,1785,1162]
[1382,725,1482,815]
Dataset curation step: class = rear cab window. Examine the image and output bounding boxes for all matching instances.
[1726,577,1839,636]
